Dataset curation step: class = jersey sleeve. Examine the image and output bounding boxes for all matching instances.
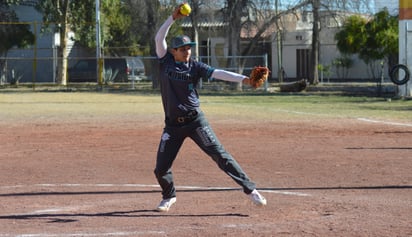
[155,16,174,58]
[194,61,215,80]
[211,69,247,82]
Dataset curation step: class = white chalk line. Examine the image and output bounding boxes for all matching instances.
[0,183,309,237]
[0,183,311,197]
[357,117,412,127]
[272,108,412,128]
[273,108,325,116]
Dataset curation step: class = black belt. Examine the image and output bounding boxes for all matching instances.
[168,110,199,125]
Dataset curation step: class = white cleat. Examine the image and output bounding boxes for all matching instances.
[156,197,177,212]
[248,189,267,206]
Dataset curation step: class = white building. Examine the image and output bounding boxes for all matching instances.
[270,10,387,82]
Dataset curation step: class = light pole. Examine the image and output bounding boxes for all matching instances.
[96,0,103,85]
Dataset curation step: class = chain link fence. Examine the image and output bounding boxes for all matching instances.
[1,47,268,91]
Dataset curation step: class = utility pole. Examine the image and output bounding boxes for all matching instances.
[275,0,283,84]
[310,0,320,85]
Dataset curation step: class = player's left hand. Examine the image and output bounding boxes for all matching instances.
[248,66,270,88]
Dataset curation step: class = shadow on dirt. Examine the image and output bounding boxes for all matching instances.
[0,209,249,222]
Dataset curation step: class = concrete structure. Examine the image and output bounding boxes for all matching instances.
[7,3,75,83]
[6,4,55,83]
[270,10,385,82]
[398,0,412,97]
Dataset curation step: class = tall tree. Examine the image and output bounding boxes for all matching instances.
[70,0,132,56]
[361,8,398,71]
[126,0,162,57]
[335,8,398,79]
[335,15,368,55]
[36,0,70,85]
[222,0,255,90]
[36,0,131,85]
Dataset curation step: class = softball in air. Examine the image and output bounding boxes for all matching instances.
[180,3,191,16]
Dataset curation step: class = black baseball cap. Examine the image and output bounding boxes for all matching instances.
[171,35,196,49]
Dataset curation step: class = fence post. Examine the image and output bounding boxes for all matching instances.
[264,53,268,92]
[32,21,37,90]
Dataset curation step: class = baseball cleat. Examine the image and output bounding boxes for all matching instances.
[156,197,177,212]
[248,189,267,206]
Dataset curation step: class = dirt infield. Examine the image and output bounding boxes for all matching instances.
[0,93,411,237]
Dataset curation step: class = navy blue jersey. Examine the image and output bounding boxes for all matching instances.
[158,52,214,119]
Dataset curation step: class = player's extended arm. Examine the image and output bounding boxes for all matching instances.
[211,69,251,85]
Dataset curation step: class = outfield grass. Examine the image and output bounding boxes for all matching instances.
[0,92,411,123]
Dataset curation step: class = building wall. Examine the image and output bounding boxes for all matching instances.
[8,5,55,83]
[8,5,78,83]
[398,0,412,96]
[270,26,388,82]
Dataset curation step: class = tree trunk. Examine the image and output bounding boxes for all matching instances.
[310,0,320,85]
[226,0,245,91]
[57,0,69,86]
[275,0,283,84]
[59,23,69,86]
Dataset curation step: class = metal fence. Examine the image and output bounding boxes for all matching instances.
[1,50,268,89]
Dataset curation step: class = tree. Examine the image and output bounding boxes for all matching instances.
[334,15,367,79]
[70,0,132,56]
[335,15,367,55]
[0,1,35,84]
[124,0,159,57]
[36,0,70,85]
[361,8,398,72]
[335,8,398,79]
[222,0,250,90]
[36,0,132,85]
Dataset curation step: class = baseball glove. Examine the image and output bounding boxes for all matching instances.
[249,66,270,88]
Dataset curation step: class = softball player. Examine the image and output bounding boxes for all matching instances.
[154,5,267,212]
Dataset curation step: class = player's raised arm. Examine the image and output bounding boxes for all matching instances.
[155,5,188,58]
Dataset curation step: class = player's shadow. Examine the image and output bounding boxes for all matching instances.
[1,185,410,223]
[0,209,248,223]
[0,189,159,197]
[0,189,249,222]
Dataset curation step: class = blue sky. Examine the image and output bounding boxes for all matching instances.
[264,0,399,15]
[274,0,399,14]
[374,0,399,14]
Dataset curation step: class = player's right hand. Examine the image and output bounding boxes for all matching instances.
[172,4,188,20]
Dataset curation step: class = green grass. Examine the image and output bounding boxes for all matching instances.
[0,92,411,123]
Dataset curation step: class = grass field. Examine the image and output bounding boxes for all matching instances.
[1,92,411,122]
